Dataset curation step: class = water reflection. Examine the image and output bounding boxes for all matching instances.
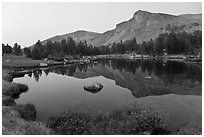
[16,59,202,98]
[84,87,103,94]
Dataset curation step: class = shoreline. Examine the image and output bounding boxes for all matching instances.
[2,69,52,135]
[95,54,202,63]
[3,54,201,71]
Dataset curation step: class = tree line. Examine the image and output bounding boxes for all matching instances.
[2,43,22,56]
[2,30,201,60]
[102,30,201,55]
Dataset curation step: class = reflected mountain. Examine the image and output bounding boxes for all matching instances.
[22,59,202,98]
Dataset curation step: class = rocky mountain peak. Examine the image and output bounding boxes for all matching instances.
[133,10,153,23]
[134,10,151,15]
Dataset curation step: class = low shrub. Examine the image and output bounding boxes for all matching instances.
[13,104,37,121]
[17,83,28,93]
[3,84,20,96]
[3,83,28,99]
[2,117,52,135]
[47,102,170,135]
[21,122,52,135]
[10,72,25,79]
[2,95,15,106]
[3,74,13,82]
[47,109,92,135]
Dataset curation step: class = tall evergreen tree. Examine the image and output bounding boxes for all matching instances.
[31,40,44,59]
[23,47,32,58]
[12,43,22,56]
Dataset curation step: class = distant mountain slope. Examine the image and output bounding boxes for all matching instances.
[41,30,100,45]
[87,30,114,46]
[40,10,202,47]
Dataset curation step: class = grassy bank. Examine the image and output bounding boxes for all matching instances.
[2,55,64,69]
[2,69,52,135]
[47,103,170,135]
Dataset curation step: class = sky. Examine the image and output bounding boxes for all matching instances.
[2,2,202,47]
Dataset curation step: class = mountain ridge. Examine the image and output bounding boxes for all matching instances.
[39,10,202,47]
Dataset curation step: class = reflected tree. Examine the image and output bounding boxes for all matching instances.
[32,70,42,82]
[44,69,50,76]
[28,71,32,77]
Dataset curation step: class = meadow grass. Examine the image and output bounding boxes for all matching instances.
[178,121,202,135]
[47,101,170,135]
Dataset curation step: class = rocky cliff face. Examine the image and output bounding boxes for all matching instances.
[41,10,202,47]
[89,10,201,46]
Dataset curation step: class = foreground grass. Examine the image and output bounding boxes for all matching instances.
[47,102,170,135]
[178,121,202,135]
[2,106,52,135]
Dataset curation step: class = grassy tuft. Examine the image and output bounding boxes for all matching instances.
[19,122,53,135]
[178,121,202,135]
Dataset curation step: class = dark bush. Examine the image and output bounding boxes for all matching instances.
[2,95,16,106]
[17,83,28,93]
[3,74,13,82]
[3,83,28,99]
[11,72,25,79]
[3,84,20,97]
[13,104,37,121]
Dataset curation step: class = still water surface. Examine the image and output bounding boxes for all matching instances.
[14,59,202,131]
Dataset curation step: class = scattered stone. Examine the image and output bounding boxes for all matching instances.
[40,63,48,67]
